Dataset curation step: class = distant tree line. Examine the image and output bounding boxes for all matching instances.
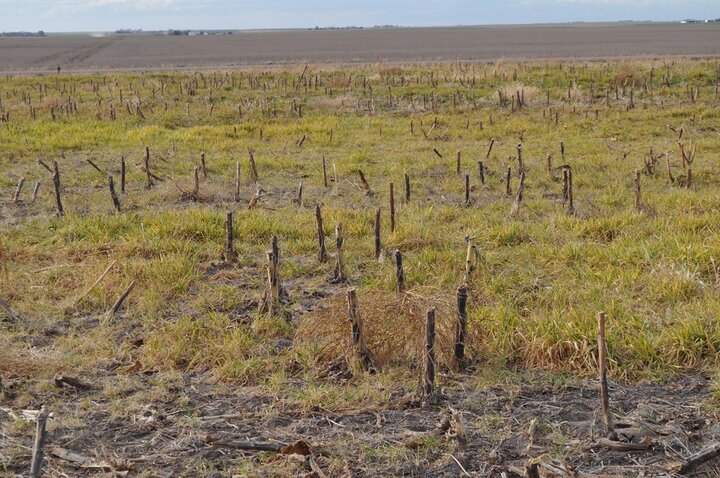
[680,18,720,23]
[114,29,234,36]
[1,31,46,37]
[310,25,400,30]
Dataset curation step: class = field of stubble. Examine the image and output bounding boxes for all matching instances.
[1,58,720,477]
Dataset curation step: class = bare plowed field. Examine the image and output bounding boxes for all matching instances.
[0,23,719,72]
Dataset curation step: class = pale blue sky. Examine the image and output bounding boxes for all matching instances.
[0,0,717,32]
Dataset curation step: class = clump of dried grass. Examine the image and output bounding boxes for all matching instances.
[0,339,61,379]
[495,83,538,105]
[613,65,643,87]
[297,288,466,370]
[309,93,357,111]
[567,82,585,103]
[374,63,403,77]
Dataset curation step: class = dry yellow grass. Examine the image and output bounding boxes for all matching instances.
[296,288,484,369]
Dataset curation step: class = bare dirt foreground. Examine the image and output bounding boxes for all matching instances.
[0,23,719,73]
[2,366,719,477]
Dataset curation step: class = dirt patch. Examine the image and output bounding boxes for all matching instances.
[1,369,718,477]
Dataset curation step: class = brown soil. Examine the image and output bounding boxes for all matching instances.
[0,23,719,73]
[2,367,718,477]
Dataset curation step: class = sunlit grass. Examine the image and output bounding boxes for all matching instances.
[1,59,719,400]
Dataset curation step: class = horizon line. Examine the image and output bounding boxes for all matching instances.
[7,19,720,35]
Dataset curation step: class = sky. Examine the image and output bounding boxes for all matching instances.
[0,0,717,32]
